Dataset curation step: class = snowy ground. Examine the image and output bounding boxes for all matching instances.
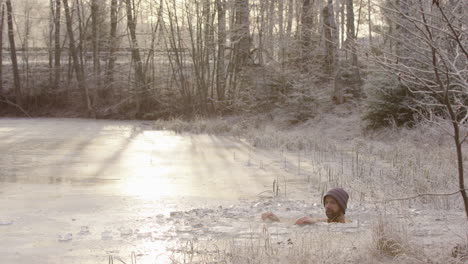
[0,118,466,264]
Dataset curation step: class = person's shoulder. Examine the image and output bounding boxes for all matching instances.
[261,212,280,222]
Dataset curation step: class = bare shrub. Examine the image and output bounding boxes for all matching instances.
[372,215,407,257]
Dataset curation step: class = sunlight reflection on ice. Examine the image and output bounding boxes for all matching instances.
[117,131,182,200]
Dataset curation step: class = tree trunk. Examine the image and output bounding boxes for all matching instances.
[286,0,294,38]
[442,76,468,218]
[341,0,345,50]
[266,0,275,59]
[106,0,118,89]
[216,0,226,102]
[323,0,338,76]
[234,0,250,68]
[202,0,211,111]
[301,0,313,72]
[346,0,361,88]
[0,3,4,93]
[278,0,284,63]
[54,0,61,91]
[63,0,94,117]
[124,0,148,115]
[449,110,468,219]
[91,0,101,98]
[48,0,54,90]
[6,0,21,106]
[227,0,250,100]
[75,0,85,77]
[23,5,31,91]
[258,0,265,65]
[367,0,372,50]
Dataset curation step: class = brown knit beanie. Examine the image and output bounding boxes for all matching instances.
[323,188,349,214]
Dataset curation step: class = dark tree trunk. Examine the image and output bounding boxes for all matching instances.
[6,0,21,106]
[48,0,54,90]
[323,0,337,76]
[54,0,61,91]
[286,0,294,38]
[63,0,94,117]
[346,0,361,89]
[124,0,149,115]
[91,0,101,96]
[216,0,226,102]
[0,4,4,93]
[301,0,313,72]
[234,0,250,68]
[106,0,118,89]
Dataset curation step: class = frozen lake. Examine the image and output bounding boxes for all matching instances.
[0,118,287,264]
[1,118,466,264]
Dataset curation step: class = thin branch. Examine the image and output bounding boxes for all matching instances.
[376,189,468,203]
[435,4,468,60]
[0,96,31,117]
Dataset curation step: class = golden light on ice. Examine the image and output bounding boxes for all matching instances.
[118,130,183,200]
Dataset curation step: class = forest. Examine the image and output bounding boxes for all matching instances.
[0,0,462,122]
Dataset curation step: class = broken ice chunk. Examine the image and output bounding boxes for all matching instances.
[119,228,133,237]
[192,223,203,228]
[170,211,184,218]
[79,226,90,235]
[136,230,152,239]
[0,219,13,226]
[58,233,73,242]
[101,230,113,240]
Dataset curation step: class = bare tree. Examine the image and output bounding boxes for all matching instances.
[300,0,313,72]
[106,0,119,90]
[376,0,468,218]
[54,0,61,91]
[164,0,191,108]
[226,0,250,100]
[257,0,266,65]
[22,1,32,90]
[124,0,149,115]
[48,0,54,89]
[0,2,4,93]
[266,0,275,59]
[216,0,226,102]
[6,0,21,106]
[62,0,94,117]
[91,0,101,97]
[323,0,338,76]
[286,0,294,38]
[367,0,372,50]
[345,0,361,90]
[233,0,250,68]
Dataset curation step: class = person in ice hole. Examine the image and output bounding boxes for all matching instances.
[261,188,349,225]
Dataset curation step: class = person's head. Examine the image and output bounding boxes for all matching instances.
[323,188,349,220]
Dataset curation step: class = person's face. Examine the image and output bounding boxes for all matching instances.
[324,196,342,219]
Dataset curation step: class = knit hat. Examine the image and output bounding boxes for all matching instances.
[323,188,349,214]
